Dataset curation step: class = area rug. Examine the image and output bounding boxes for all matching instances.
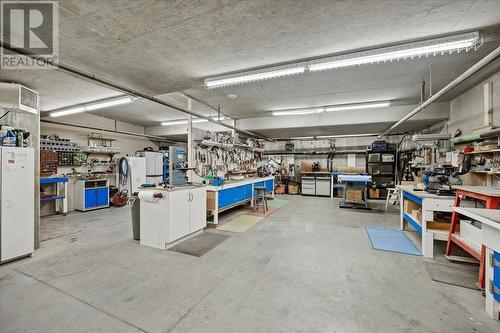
[246,206,279,217]
[365,225,421,256]
[168,232,230,257]
[267,198,289,208]
[217,215,264,233]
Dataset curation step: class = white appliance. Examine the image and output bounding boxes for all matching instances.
[140,151,164,185]
[0,83,39,114]
[117,157,146,194]
[139,187,206,249]
[0,147,34,263]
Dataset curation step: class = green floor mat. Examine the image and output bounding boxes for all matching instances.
[267,199,289,208]
[217,215,264,233]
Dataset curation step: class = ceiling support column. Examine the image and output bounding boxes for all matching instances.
[187,98,193,183]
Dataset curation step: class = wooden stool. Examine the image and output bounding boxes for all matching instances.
[253,186,268,213]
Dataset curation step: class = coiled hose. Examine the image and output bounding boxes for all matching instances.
[118,157,129,188]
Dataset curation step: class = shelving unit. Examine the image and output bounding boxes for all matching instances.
[366,150,396,199]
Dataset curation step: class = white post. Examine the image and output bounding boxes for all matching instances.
[187,98,193,183]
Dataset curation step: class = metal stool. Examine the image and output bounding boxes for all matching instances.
[253,186,268,213]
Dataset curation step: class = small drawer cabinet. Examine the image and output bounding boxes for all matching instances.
[75,179,109,211]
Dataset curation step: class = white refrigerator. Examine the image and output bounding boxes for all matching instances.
[142,151,164,185]
[0,147,34,263]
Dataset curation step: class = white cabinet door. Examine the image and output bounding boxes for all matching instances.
[167,190,190,244]
[189,187,207,233]
[155,153,164,175]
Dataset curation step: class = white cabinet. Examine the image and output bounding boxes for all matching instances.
[140,187,207,250]
[315,177,331,196]
[301,177,315,195]
[0,147,34,263]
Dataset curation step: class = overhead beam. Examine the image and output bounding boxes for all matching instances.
[0,40,269,141]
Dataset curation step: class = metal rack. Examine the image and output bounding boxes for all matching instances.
[366,150,396,199]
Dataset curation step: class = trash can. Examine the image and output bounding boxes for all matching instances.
[129,194,140,240]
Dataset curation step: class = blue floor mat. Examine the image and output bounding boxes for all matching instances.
[365,225,421,256]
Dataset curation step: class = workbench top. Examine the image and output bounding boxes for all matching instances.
[399,185,455,199]
[454,207,500,230]
[452,185,500,197]
[139,185,203,192]
[206,175,274,191]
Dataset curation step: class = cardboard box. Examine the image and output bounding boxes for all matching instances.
[288,183,299,195]
[404,199,420,215]
[346,190,363,202]
[275,184,286,194]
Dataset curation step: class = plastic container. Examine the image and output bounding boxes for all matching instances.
[2,129,16,146]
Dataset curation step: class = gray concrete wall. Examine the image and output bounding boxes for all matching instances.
[449,71,500,135]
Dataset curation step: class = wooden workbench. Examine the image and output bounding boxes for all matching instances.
[446,185,500,289]
[399,186,455,258]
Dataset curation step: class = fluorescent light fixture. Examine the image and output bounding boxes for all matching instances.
[272,108,323,116]
[204,32,480,88]
[161,116,226,126]
[324,101,390,112]
[50,95,135,117]
[272,101,390,117]
[309,32,480,72]
[204,66,305,89]
[290,136,314,140]
[316,133,379,139]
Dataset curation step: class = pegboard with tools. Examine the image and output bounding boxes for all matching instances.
[194,134,264,179]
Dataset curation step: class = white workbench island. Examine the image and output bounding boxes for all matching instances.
[206,176,274,224]
[399,186,455,258]
[453,207,500,320]
[139,185,206,250]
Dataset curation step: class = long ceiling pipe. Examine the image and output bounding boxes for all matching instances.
[382,45,500,136]
[41,119,184,143]
[0,40,269,141]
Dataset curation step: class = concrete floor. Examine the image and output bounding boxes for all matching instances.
[1,196,498,332]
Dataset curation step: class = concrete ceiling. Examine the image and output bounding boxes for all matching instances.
[1,0,500,135]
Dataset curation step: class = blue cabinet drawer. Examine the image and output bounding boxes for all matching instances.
[494,251,500,302]
[243,184,252,200]
[265,179,274,193]
[254,181,264,188]
[218,185,253,209]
